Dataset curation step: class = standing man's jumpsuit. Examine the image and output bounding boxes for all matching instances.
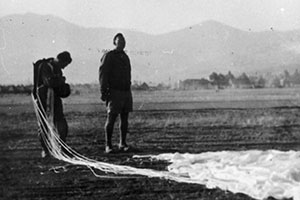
[99,49,133,150]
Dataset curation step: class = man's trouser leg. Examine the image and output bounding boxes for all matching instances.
[54,117,69,155]
[37,95,50,155]
[119,112,129,146]
[38,110,51,156]
[105,113,118,148]
[39,123,50,155]
[54,99,68,153]
[55,117,68,143]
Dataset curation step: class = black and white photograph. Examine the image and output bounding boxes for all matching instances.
[1,0,300,199]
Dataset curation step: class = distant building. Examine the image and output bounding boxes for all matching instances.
[8,86,15,93]
[179,78,212,90]
[132,82,149,90]
[280,78,291,88]
[229,73,253,89]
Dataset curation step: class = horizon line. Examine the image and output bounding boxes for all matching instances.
[1,12,299,35]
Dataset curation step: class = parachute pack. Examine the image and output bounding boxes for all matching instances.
[32,58,52,98]
[32,58,70,98]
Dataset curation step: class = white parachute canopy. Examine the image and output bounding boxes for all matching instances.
[32,94,300,200]
[146,150,300,200]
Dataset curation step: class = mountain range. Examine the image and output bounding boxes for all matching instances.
[0,13,300,85]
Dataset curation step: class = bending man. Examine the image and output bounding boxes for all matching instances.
[33,51,72,158]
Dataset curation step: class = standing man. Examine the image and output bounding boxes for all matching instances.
[99,33,133,153]
[33,51,72,158]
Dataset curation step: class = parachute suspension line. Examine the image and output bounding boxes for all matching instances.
[31,93,194,181]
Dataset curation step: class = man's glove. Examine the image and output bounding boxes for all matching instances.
[101,93,107,102]
[101,90,110,102]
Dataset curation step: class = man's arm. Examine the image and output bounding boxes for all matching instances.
[128,57,132,86]
[99,53,111,101]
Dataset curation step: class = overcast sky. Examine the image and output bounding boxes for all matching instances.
[1,0,300,34]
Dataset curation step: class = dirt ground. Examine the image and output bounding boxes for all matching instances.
[1,97,300,200]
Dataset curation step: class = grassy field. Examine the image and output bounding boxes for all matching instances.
[1,87,300,111]
[1,88,300,199]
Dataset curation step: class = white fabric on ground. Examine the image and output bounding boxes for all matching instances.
[150,150,300,200]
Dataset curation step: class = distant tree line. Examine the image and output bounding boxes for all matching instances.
[0,84,32,94]
[179,69,300,90]
[1,69,300,94]
[0,82,170,94]
[0,83,99,95]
